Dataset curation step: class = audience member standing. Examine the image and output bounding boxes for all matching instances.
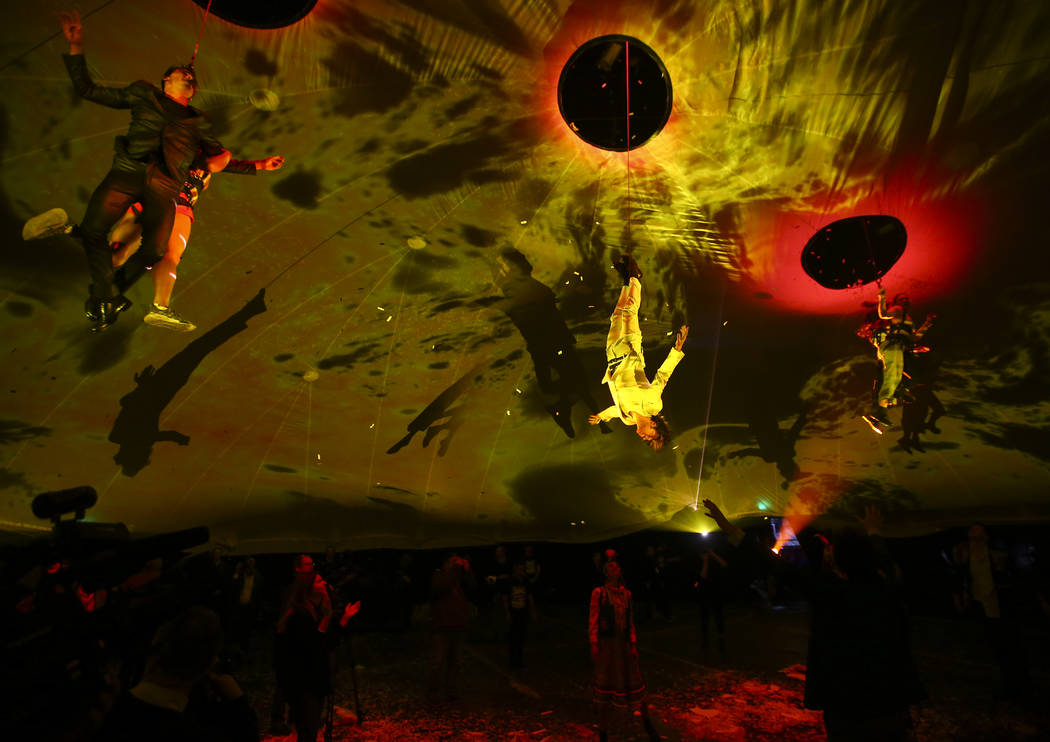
[274,555,331,742]
[957,523,1035,704]
[230,557,261,656]
[697,547,728,658]
[503,562,537,670]
[523,544,543,598]
[429,553,475,700]
[589,559,660,742]
[805,510,924,742]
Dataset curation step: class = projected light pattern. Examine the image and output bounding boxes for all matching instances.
[0,0,1048,551]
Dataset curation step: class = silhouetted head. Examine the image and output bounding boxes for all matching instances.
[497,247,532,277]
[831,527,879,583]
[293,554,314,574]
[147,606,222,687]
[603,560,622,585]
[640,413,671,450]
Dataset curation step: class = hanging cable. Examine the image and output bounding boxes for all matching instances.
[860,216,882,289]
[189,0,215,66]
[624,39,631,255]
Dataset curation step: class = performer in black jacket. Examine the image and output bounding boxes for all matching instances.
[58,10,228,330]
[108,148,285,332]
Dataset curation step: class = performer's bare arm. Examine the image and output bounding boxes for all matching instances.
[59,10,83,55]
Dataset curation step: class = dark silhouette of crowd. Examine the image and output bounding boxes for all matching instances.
[3,505,1048,742]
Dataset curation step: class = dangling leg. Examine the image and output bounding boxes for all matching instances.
[877,345,904,408]
[143,212,196,332]
[79,169,141,328]
[609,277,643,347]
[110,206,143,269]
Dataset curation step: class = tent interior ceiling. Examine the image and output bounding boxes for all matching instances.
[1,0,1049,552]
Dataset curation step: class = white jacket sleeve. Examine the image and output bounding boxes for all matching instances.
[651,347,685,390]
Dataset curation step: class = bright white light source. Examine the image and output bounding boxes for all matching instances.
[519,219,528,225]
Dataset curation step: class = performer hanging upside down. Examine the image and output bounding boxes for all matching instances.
[47,11,235,331]
[867,287,934,426]
[588,256,688,450]
[107,148,285,331]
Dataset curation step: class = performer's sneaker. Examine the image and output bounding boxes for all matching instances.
[144,304,196,332]
[23,208,73,240]
[90,296,132,332]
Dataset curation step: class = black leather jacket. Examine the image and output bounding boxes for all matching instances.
[62,54,225,183]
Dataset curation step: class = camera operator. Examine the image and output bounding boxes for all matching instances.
[99,605,258,741]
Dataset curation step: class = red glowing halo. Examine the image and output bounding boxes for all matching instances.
[738,166,987,314]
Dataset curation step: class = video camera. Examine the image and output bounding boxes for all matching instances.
[1,486,210,736]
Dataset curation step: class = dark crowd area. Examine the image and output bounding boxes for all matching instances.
[3,503,1050,741]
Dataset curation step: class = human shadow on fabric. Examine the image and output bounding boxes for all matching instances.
[508,463,645,534]
[493,247,611,439]
[387,363,485,456]
[727,402,808,489]
[108,289,267,476]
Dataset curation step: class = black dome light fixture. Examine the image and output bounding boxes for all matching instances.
[557,35,673,152]
[190,0,318,30]
[801,215,908,289]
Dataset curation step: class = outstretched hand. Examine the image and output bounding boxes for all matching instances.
[674,325,690,352]
[59,11,83,49]
[588,414,602,426]
[859,505,883,535]
[702,498,730,530]
[258,155,285,171]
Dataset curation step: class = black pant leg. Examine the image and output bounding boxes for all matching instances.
[80,168,144,299]
[118,169,178,294]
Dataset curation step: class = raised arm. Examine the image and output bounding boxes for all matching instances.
[651,328,688,390]
[60,11,140,109]
[914,314,936,339]
[876,287,892,320]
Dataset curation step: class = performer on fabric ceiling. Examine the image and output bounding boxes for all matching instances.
[36,11,234,330]
[103,147,285,332]
[588,255,688,451]
[865,286,935,427]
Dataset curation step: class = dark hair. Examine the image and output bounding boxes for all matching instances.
[150,606,222,684]
[499,247,532,276]
[161,64,198,93]
[831,527,880,583]
[649,413,671,449]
